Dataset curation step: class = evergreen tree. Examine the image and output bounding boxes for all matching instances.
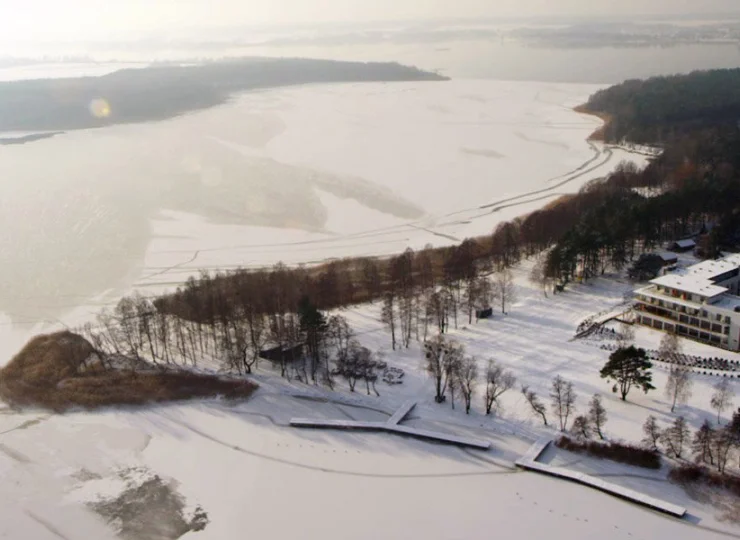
[297,296,328,385]
[599,346,655,401]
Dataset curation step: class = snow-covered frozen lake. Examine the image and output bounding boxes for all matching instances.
[0,78,646,355]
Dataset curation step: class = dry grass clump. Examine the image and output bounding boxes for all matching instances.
[670,464,740,498]
[0,331,256,412]
[556,436,661,470]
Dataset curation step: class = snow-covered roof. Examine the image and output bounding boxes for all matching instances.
[673,239,696,248]
[649,253,740,299]
[685,256,740,281]
[650,274,727,298]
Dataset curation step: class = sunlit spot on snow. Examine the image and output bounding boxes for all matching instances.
[89,98,111,119]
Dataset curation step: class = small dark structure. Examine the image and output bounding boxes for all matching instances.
[658,253,678,266]
[259,343,304,364]
[476,307,494,320]
[669,239,696,252]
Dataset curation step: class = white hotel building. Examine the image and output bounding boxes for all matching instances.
[634,254,740,351]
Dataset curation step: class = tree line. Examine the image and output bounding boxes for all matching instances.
[583,68,740,144]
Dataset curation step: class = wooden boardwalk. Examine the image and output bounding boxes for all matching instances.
[290,401,490,450]
[515,440,686,518]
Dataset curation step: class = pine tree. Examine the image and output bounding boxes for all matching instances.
[599,346,655,401]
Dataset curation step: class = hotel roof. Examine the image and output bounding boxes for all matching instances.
[650,274,727,298]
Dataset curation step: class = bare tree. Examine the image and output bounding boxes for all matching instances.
[571,416,592,440]
[642,415,662,451]
[711,379,734,425]
[328,315,354,364]
[244,308,267,373]
[483,360,516,414]
[662,416,690,458]
[691,420,715,466]
[551,376,577,432]
[360,350,381,397]
[114,296,145,367]
[423,334,464,403]
[665,367,693,413]
[521,385,548,426]
[427,290,450,334]
[529,253,552,297]
[714,427,734,475]
[381,292,397,350]
[658,331,682,364]
[455,356,478,414]
[616,324,635,350]
[493,269,516,314]
[335,340,366,392]
[465,276,492,325]
[219,322,248,375]
[398,294,416,348]
[588,394,608,440]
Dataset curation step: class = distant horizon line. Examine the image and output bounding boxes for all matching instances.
[1,12,740,46]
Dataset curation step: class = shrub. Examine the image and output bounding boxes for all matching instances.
[556,436,661,469]
[669,464,740,498]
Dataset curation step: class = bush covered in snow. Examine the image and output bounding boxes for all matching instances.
[556,436,661,470]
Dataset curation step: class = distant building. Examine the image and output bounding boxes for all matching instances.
[476,307,493,320]
[669,239,696,252]
[259,343,304,364]
[634,254,740,351]
[658,253,678,266]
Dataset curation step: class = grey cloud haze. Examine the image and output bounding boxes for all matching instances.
[0,0,738,42]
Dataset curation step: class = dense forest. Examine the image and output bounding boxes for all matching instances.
[583,68,740,144]
[0,58,446,131]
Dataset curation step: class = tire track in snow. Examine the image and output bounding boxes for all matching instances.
[145,140,614,263]
[24,511,73,540]
[160,413,514,479]
[0,415,50,436]
[136,250,200,283]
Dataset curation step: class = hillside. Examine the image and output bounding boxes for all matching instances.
[581,68,740,144]
[0,57,447,131]
[0,331,256,411]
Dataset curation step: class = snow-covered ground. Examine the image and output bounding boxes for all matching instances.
[3,72,730,539]
[1,261,739,539]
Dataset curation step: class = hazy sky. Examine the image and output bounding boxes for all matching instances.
[1,0,739,42]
